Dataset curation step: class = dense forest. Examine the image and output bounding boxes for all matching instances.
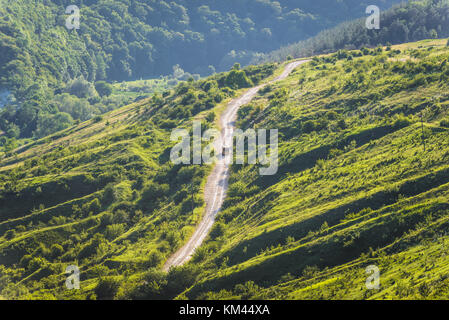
[261,0,449,62]
[0,0,400,139]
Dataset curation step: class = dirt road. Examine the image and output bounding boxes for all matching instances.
[163,60,309,271]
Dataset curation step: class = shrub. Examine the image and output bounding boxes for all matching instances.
[65,77,97,99]
[93,115,103,123]
[28,257,48,272]
[50,244,64,259]
[112,210,129,224]
[225,70,253,89]
[234,281,260,299]
[105,224,126,240]
[146,251,163,268]
[192,246,209,263]
[302,119,328,133]
[302,265,319,279]
[205,112,215,123]
[95,277,120,300]
[165,264,200,298]
[337,119,347,130]
[78,234,106,259]
[210,222,226,239]
[326,111,338,120]
[4,229,16,240]
[202,80,218,92]
[393,115,412,128]
[95,81,113,97]
[89,198,102,214]
[440,119,449,128]
[128,269,168,299]
[100,212,114,226]
[139,182,170,210]
[19,254,33,268]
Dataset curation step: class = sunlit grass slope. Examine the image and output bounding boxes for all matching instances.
[180,39,449,300]
[0,63,276,299]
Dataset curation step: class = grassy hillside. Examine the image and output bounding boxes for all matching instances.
[0,63,276,299]
[180,39,449,300]
[1,39,449,300]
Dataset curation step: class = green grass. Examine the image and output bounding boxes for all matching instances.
[177,40,449,300]
[2,39,449,300]
[0,63,276,299]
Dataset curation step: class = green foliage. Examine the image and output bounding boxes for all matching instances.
[225,69,253,89]
[262,1,449,62]
[95,82,113,97]
[105,224,126,240]
[180,40,449,300]
[0,0,401,138]
[2,37,449,301]
[209,222,226,240]
[65,78,98,99]
[95,277,120,300]
[139,182,169,210]
[49,244,64,259]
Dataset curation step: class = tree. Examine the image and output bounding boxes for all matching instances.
[34,112,73,138]
[89,198,102,214]
[66,77,97,99]
[50,244,64,259]
[139,182,169,210]
[225,69,253,89]
[95,81,113,97]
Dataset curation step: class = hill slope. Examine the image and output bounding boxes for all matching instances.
[1,39,449,300]
[0,0,401,139]
[0,62,277,299]
[180,39,449,300]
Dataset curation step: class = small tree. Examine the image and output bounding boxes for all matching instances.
[95,81,113,97]
[440,119,449,128]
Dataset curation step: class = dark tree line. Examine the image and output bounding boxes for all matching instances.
[260,0,449,63]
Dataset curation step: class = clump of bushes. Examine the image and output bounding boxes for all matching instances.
[440,119,449,128]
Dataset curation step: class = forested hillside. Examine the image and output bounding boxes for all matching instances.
[261,0,449,62]
[1,38,449,299]
[0,0,400,139]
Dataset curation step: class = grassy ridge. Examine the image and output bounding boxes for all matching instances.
[180,39,449,300]
[0,63,276,299]
[1,39,449,300]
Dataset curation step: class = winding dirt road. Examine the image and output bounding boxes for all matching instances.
[163,60,309,271]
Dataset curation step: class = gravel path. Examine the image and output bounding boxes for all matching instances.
[163,60,309,271]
